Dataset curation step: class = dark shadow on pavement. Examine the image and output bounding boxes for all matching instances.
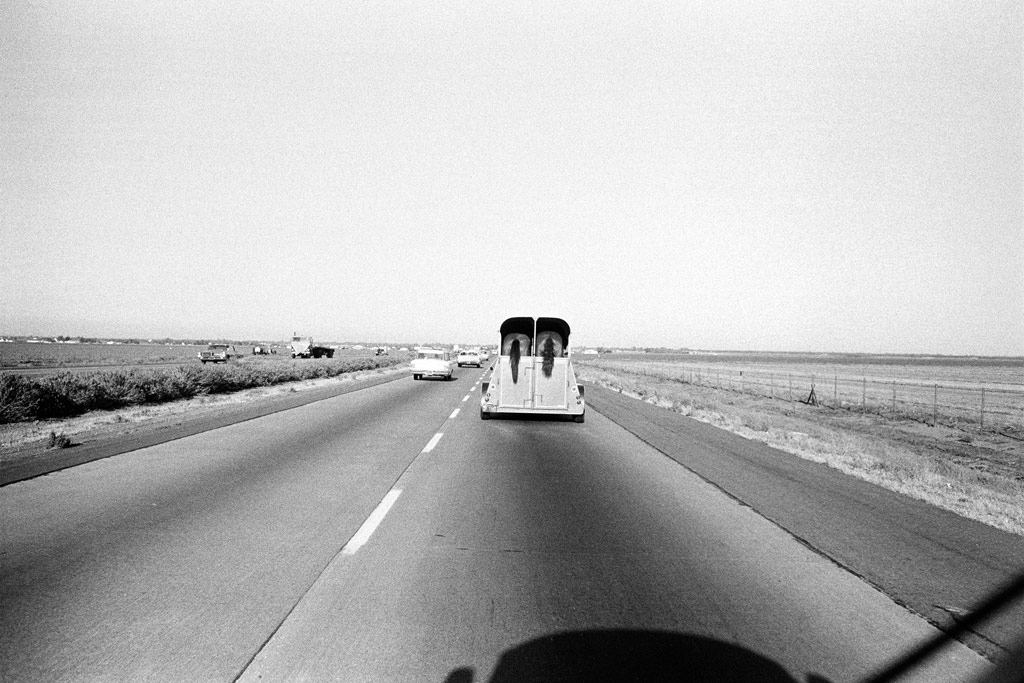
[482,413,581,423]
[445,629,829,682]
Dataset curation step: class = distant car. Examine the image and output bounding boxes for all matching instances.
[457,349,484,367]
[411,348,454,380]
[198,344,237,364]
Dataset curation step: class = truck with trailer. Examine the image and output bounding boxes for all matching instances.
[289,336,335,359]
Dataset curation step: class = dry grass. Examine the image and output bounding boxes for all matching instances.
[576,363,1024,537]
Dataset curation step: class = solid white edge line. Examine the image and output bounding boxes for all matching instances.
[342,489,402,555]
[449,408,460,419]
[423,432,444,452]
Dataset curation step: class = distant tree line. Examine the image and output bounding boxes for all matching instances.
[5,335,282,347]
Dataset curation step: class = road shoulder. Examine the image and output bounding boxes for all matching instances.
[0,371,406,487]
[585,383,1024,662]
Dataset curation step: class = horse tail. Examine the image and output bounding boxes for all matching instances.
[541,337,555,378]
[510,339,520,384]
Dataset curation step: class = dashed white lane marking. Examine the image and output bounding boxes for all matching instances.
[423,432,444,452]
[342,489,402,555]
[342,381,474,557]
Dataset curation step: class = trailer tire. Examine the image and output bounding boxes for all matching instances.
[480,410,490,420]
[573,413,585,423]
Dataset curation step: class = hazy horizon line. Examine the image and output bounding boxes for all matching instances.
[2,333,1022,361]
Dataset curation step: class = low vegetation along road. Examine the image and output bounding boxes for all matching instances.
[2,366,1021,681]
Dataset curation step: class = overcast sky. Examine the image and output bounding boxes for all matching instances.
[2,1,1021,354]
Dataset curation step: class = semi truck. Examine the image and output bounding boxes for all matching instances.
[289,336,335,359]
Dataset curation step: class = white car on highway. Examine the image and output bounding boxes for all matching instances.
[411,348,454,380]
[457,348,484,367]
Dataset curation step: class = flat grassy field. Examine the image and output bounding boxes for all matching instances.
[0,342,207,370]
[575,354,1024,537]
[591,352,1024,428]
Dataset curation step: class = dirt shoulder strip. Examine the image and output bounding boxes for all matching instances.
[0,373,406,487]
[585,383,1024,662]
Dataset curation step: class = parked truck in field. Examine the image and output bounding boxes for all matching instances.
[289,336,335,359]
[198,344,237,364]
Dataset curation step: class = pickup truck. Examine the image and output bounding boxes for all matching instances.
[411,348,454,380]
[198,344,237,364]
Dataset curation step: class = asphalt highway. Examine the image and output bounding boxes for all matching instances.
[0,365,1009,682]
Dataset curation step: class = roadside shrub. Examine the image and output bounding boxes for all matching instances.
[741,412,772,432]
[0,373,46,423]
[0,355,407,424]
[33,373,82,419]
[46,430,72,449]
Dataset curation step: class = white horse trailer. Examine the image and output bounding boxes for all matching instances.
[480,316,585,422]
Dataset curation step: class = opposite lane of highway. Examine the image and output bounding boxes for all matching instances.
[1,368,476,681]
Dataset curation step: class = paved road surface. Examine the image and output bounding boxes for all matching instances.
[0,366,1007,681]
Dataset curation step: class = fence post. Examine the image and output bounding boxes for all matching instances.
[892,381,897,417]
[933,384,938,427]
[789,375,792,402]
[862,377,866,409]
[834,375,838,406]
[770,373,774,400]
[980,388,985,428]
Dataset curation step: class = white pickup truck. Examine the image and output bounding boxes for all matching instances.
[411,348,454,380]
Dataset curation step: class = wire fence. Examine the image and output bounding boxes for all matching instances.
[587,360,1024,430]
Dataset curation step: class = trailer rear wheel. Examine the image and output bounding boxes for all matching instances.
[480,410,490,420]
[573,413,585,423]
